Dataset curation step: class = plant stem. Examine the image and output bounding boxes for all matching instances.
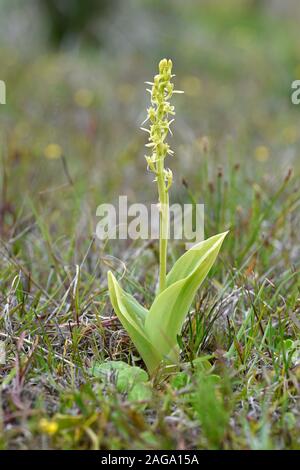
[157,155,169,293]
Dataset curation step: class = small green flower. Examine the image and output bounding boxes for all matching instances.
[142,58,180,192]
[141,58,183,292]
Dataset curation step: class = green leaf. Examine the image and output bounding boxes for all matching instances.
[108,273,148,327]
[107,271,163,375]
[91,360,148,392]
[144,232,228,362]
[166,232,228,288]
[191,356,214,372]
[170,371,190,390]
[128,382,152,402]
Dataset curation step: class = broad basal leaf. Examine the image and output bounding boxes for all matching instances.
[107,271,162,374]
[91,360,148,392]
[166,232,229,288]
[144,232,228,361]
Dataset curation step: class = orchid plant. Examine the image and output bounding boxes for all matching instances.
[108,59,227,376]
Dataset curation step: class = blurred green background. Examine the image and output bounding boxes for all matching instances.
[0,0,299,241]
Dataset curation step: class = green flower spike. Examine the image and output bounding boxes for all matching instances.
[107,59,228,376]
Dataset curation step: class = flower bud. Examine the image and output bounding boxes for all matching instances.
[159,58,168,74]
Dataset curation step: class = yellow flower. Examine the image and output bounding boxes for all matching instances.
[254,145,269,162]
[74,88,94,108]
[44,143,62,160]
[39,418,58,435]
